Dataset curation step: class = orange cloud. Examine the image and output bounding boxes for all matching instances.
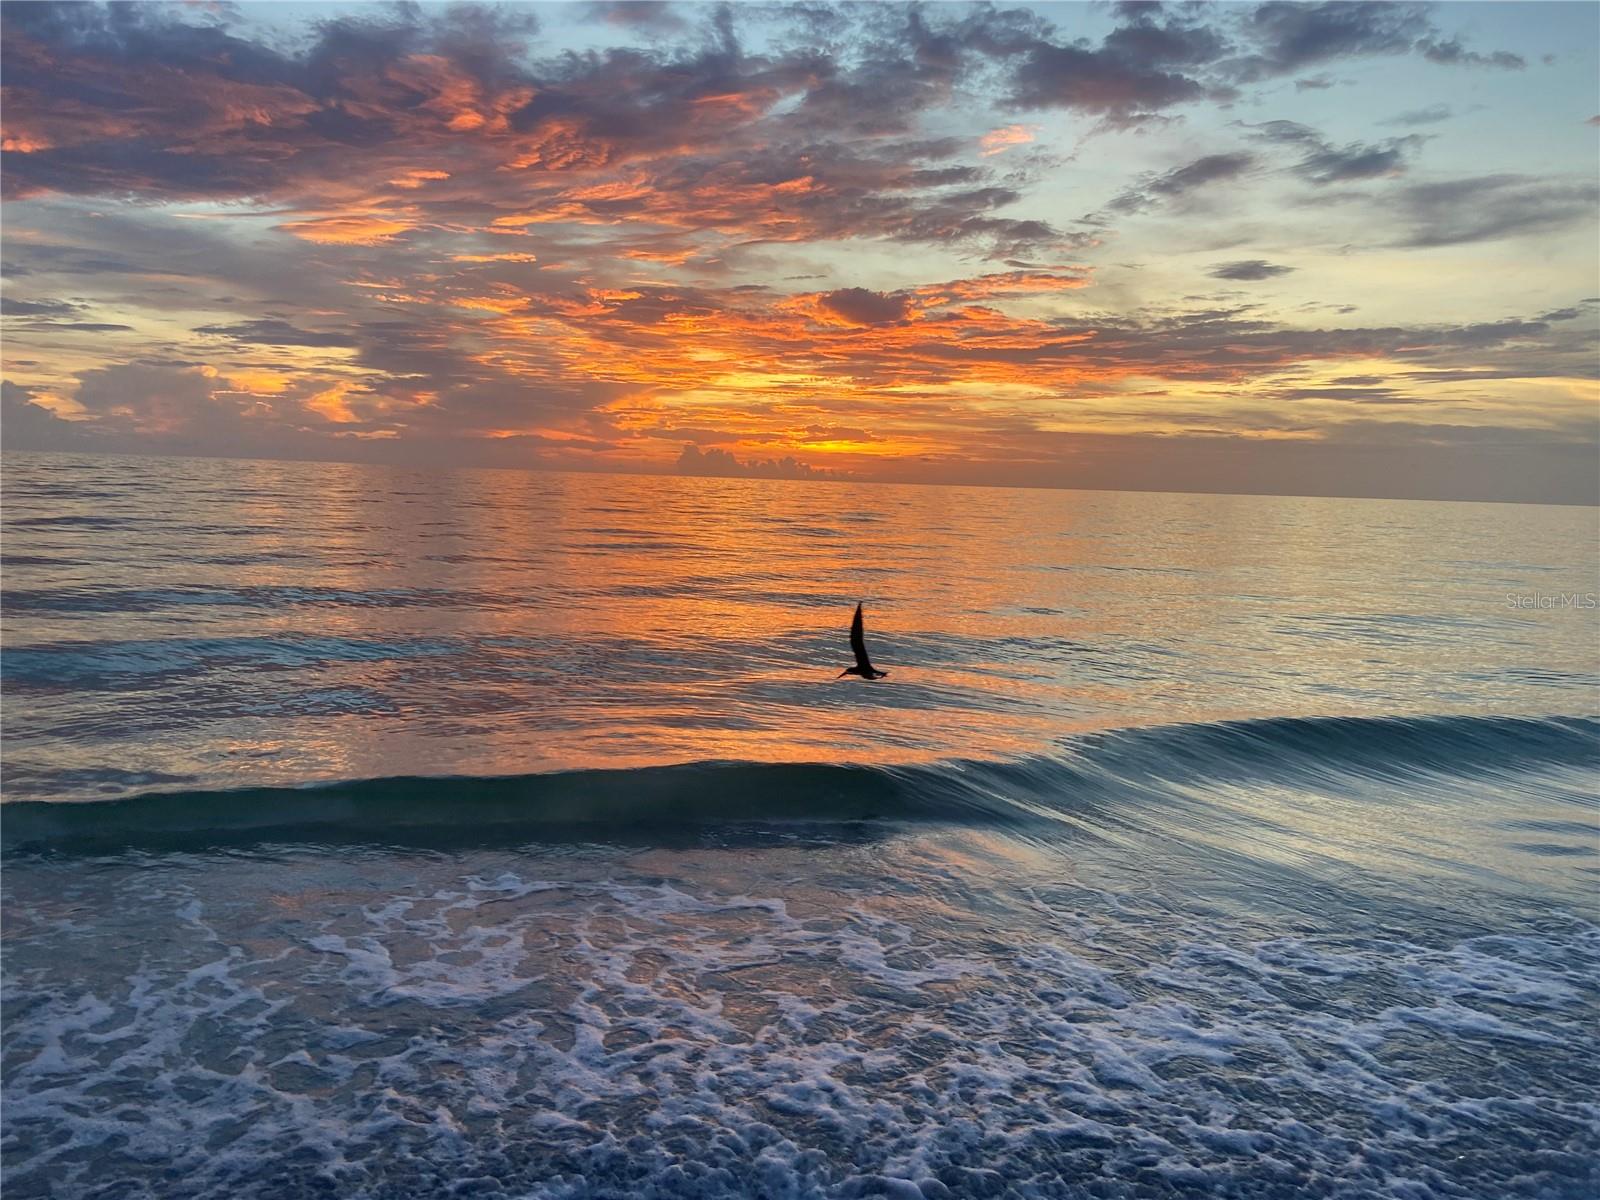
[451,252,539,263]
[389,169,451,189]
[1,131,51,153]
[916,269,1093,304]
[278,215,418,245]
[303,381,361,423]
[979,124,1038,156]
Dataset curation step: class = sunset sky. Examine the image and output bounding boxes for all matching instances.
[2,1,1596,502]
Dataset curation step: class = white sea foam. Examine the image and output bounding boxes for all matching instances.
[3,848,1596,1200]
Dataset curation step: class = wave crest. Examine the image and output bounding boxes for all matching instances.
[4,713,1594,853]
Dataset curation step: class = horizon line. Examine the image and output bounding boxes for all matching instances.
[3,444,1594,510]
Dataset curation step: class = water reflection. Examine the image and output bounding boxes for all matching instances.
[2,451,1596,800]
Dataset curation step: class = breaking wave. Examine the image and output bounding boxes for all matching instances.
[6,713,1594,853]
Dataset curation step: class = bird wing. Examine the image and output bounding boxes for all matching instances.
[850,602,875,672]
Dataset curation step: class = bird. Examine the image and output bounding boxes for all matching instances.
[836,601,889,680]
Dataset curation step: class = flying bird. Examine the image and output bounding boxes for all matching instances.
[837,602,888,680]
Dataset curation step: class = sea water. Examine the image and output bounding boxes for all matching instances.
[2,451,1596,1198]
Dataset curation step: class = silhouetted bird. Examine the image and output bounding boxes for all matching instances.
[837,601,888,680]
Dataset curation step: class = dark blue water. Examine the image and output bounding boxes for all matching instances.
[3,452,1597,1199]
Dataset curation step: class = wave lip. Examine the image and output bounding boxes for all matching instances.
[0,761,944,854]
[1062,712,1600,784]
[3,713,1594,854]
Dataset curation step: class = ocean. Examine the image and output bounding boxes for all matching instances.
[2,450,1596,1199]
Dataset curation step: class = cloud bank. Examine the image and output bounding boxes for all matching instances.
[2,1,1594,503]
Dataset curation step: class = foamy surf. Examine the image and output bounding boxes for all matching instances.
[4,714,1596,1198]
[4,833,1596,1199]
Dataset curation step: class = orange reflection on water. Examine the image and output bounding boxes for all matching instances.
[7,454,1596,798]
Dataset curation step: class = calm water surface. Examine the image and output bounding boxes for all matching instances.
[2,452,1596,1199]
[2,452,1594,796]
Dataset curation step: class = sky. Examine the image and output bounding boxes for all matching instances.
[2,0,1597,503]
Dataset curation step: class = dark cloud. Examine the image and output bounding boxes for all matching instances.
[1274,386,1414,403]
[1537,305,1589,323]
[817,288,910,326]
[72,363,230,421]
[1240,119,1423,184]
[1104,12,1229,67]
[1,297,84,317]
[995,0,1523,122]
[1152,152,1259,195]
[1393,174,1600,247]
[1382,104,1453,127]
[1218,1,1526,93]
[1231,2,1433,80]
[1008,41,1208,121]
[195,319,357,348]
[995,0,1510,124]
[0,294,133,331]
[1026,305,1598,386]
[677,443,841,480]
[1209,260,1295,281]
[1108,151,1256,215]
[1242,119,1322,145]
[1,381,88,450]
[1416,38,1524,70]
[1440,319,1553,347]
[1292,135,1423,183]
